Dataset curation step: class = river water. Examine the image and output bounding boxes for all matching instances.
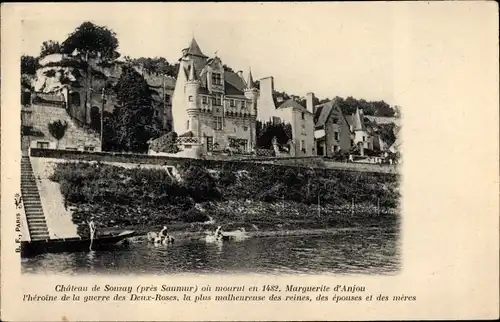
[21,228,400,275]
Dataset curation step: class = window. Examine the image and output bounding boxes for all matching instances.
[301,124,306,135]
[211,72,222,85]
[202,96,207,104]
[36,141,49,149]
[363,136,366,142]
[84,146,95,152]
[241,101,246,109]
[243,126,248,132]
[188,95,194,102]
[213,94,222,106]
[164,94,170,102]
[272,116,281,124]
[230,99,235,107]
[334,131,339,141]
[300,140,305,151]
[332,117,339,124]
[187,120,190,130]
[301,112,305,120]
[213,117,223,130]
[206,136,213,151]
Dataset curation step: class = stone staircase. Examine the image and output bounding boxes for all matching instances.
[21,156,50,241]
[30,103,101,151]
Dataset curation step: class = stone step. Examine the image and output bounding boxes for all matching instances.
[24,209,44,214]
[27,223,47,229]
[23,200,42,204]
[29,227,49,232]
[27,219,47,224]
[25,207,43,211]
[24,205,43,209]
[25,211,44,216]
[26,214,46,219]
[31,236,50,241]
[26,210,44,214]
[22,197,42,201]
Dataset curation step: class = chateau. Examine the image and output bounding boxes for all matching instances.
[171,38,258,153]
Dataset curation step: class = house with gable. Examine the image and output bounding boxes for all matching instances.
[313,97,352,157]
[345,107,374,154]
[171,37,258,154]
[273,95,315,156]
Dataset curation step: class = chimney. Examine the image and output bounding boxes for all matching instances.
[256,76,276,122]
[306,92,315,114]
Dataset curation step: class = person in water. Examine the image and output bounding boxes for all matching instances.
[215,226,223,239]
[88,217,97,239]
[159,225,168,240]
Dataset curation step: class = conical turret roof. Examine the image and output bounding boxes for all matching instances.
[353,108,366,131]
[184,37,207,58]
[246,68,254,89]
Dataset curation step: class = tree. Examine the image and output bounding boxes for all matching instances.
[40,40,61,57]
[61,21,119,60]
[48,120,68,149]
[113,65,160,152]
[21,55,39,75]
[149,132,179,153]
[129,57,179,77]
[256,120,293,149]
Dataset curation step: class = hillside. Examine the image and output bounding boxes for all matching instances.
[30,53,176,109]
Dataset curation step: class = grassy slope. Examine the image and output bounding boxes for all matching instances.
[49,161,400,237]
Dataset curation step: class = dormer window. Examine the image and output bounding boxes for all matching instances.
[188,95,194,102]
[202,96,207,104]
[211,72,222,85]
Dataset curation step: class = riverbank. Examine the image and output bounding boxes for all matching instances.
[48,161,400,238]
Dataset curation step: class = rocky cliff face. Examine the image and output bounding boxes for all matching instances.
[33,53,176,94]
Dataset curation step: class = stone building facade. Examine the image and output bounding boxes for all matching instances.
[171,38,258,153]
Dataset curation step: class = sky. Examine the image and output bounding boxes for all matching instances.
[19,3,399,105]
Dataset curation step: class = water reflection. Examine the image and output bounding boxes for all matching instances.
[22,228,400,275]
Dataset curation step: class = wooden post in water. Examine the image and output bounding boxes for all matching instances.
[351,197,354,215]
[377,198,380,215]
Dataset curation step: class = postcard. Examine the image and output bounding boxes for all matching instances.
[1,2,498,321]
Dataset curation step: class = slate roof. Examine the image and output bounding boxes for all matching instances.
[277,98,310,113]
[183,38,208,58]
[225,71,246,92]
[314,101,334,128]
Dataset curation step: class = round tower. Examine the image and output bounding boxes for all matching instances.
[244,68,259,113]
[185,60,200,112]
